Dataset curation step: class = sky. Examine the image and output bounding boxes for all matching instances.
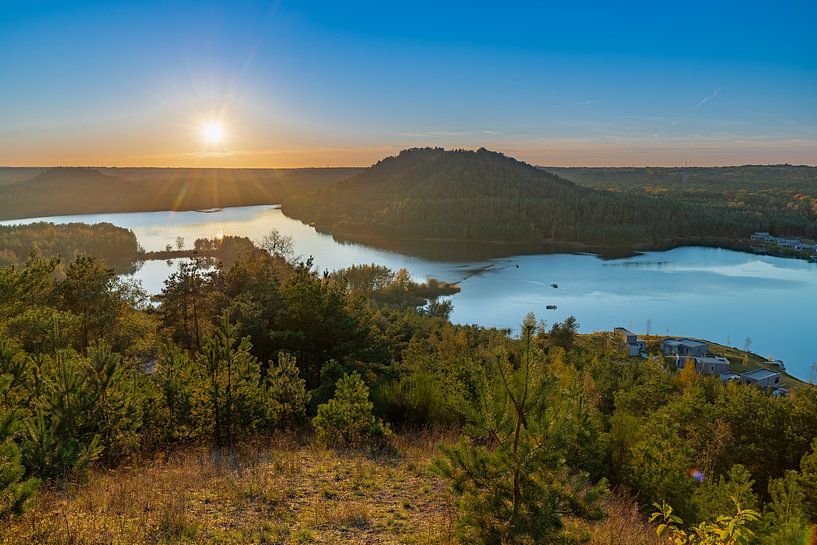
[1,0,816,167]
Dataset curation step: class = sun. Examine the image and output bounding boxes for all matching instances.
[201,120,226,145]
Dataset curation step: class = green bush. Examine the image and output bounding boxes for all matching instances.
[651,499,760,545]
[312,372,390,449]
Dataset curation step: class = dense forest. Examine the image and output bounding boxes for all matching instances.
[0,167,357,220]
[283,148,787,255]
[0,222,141,272]
[1,238,815,544]
[0,223,272,274]
[548,165,817,240]
[3,158,816,259]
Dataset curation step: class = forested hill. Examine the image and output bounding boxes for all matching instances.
[546,165,817,240]
[0,166,359,220]
[283,147,766,253]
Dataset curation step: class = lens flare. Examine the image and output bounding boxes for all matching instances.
[689,468,705,483]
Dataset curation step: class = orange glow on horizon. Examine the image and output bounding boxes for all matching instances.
[3,139,817,169]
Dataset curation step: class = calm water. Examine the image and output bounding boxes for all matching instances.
[4,205,816,380]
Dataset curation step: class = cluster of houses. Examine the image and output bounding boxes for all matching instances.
[613,328,788,396]
[751,232,817,256]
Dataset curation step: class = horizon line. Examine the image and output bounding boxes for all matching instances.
[2,162,816,170]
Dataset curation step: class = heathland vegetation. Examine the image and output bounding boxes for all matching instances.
[1,237,816,544]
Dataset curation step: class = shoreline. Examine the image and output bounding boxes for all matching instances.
[3,200,814,265]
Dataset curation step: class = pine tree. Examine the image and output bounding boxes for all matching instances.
[432,314,606,545]
[262,352,309,430]
[149,343,199,442]
[312,372,389,448]
[799,438,817,521]
[14,329,138,479]
[693,465,759,524]
[762,471,810,544]
[197,314,264,447]
[0,376,38,520]
[0,433,38,520]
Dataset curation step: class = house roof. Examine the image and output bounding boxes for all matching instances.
[696,356,730,365]
[662,338,707,348]
[741,369,779,381]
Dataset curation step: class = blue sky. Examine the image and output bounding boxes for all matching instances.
[1,0,815,166]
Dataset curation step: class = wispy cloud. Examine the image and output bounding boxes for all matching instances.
[692,88,721,110]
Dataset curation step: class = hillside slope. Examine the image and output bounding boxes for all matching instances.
[284,148,760,253]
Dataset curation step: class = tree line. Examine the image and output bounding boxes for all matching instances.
[549,165,817,240]
[0,222,141,272]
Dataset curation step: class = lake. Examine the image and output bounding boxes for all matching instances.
[3,205,816,381]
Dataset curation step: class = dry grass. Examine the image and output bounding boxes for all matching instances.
[1,433,457,545]
[582,489,664,545]
[1,429,663,545]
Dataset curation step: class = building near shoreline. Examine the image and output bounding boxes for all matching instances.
[751,232,817,255]
[661,338,708,358]
[695,355,731,375]
[720,372,741,383]
[657,335,788,396]
[740,368,781,389]
[614,327,645,357]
